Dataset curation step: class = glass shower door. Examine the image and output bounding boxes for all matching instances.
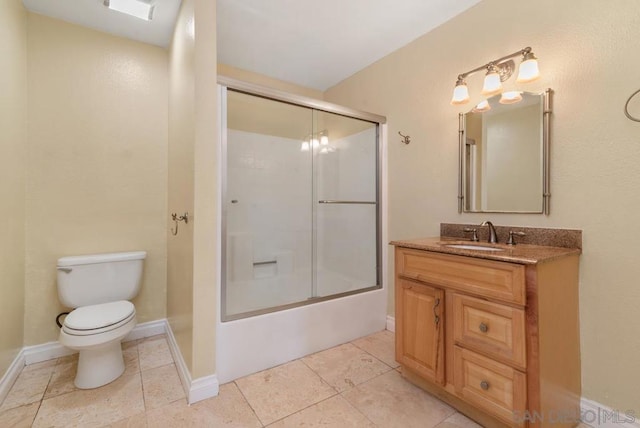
[222,89,381,321]
[313,111,379,298]
[223,90,314,319]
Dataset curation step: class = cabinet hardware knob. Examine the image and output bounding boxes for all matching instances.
[480,381,490,390]
[479,323,489,333]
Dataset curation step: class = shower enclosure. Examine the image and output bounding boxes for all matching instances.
[222,87,382,320]
[217,79,387,382]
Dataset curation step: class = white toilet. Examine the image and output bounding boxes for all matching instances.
[56,251,146,389]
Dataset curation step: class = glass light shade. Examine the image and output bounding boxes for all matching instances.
[499,91,523,104]
[450,83,470,105]
[481,72,502,96]
[311,138,319,148]
[516,57,540,83]
[300,141,310,152]
[106,0,154,20]
[472,100,491,113]
[320,135,329,146]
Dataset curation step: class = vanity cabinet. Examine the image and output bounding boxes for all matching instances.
[394,245,581,428]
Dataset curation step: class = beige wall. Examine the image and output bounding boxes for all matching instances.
[191,0,218,379]
[0,0,27,375]
[167,0,218,379]
[324,0,640,412]
[25,14,169,345]
[168,0,195,373]
[219,63,324,100]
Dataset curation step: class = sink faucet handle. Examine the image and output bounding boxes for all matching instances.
[507,230,527,245]
[463,228,479,242]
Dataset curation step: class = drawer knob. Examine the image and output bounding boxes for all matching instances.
[480,380,490,391]
[479,323,489,333]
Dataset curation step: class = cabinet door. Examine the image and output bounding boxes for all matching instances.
[396,278,445,384]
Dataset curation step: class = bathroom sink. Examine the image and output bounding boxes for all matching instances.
[443,244,505,252]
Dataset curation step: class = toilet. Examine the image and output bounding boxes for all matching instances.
[56,251,146,389]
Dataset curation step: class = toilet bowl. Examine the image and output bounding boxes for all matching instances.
[56,251,145,389]
[59,301,137,389]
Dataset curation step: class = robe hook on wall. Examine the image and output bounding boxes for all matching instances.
[171,212,189,236]
[398,131,411,145]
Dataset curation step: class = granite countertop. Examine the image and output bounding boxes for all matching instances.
[390,236,581,265]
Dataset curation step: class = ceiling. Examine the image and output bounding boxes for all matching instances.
[22,0,481,90]
[22,0,181,47]
[217,0,481,90]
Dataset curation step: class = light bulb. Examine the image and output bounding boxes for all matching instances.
[481,65,502,96]
[320,135,329,146]
[516,51,540,83]
[450,78,470,105]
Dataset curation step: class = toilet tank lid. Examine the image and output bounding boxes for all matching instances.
[57,251,147,267]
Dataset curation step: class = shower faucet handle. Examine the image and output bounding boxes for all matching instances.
[463,228,479,242]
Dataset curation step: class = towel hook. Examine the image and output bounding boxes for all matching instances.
[624,88,640,122]
[398,131,411,145]
[171,212,189,236]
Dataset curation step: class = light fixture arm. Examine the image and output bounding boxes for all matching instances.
[457,47,532,80]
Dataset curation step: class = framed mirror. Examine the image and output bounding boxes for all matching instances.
[458,89,552,214]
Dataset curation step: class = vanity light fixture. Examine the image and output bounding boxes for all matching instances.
[104,0,154,21]
[451,47,540,106]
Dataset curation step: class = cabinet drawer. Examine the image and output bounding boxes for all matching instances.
[395,248,525,305]
[453,294,526,369]
[454,347,526,426]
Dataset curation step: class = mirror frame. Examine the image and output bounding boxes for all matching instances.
[457,88,553,215]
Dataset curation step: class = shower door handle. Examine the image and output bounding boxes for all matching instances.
[318,200,376,205]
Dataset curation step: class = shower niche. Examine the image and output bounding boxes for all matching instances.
[222,88,382,320]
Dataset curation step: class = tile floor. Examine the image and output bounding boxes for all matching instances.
[0,330,535,427]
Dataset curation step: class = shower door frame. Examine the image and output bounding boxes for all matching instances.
[220,76,387,322]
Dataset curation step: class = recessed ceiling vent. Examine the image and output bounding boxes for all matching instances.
[104,0,154,21]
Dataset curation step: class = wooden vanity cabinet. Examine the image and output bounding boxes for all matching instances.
[396,278,445,385]
[394,247,581,428]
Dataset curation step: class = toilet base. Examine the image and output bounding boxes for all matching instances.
[75,341,125,389]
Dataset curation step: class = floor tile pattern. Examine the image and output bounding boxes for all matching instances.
[0,331,504,427]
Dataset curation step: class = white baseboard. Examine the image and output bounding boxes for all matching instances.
[164,319,191,398]
[188,374,220,404]
[164,319,219,404]
[124,319,167,342]
[386,315,395,332]
[581,397,639,428]
[0,349,25,407]
[21,319,169,366]
[23,341,75,365]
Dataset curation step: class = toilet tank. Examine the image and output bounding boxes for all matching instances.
[57,251,146,308]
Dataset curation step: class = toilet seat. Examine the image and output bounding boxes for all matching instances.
[63,301,136,336]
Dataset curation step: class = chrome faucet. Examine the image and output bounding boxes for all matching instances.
[480,221,498,243]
